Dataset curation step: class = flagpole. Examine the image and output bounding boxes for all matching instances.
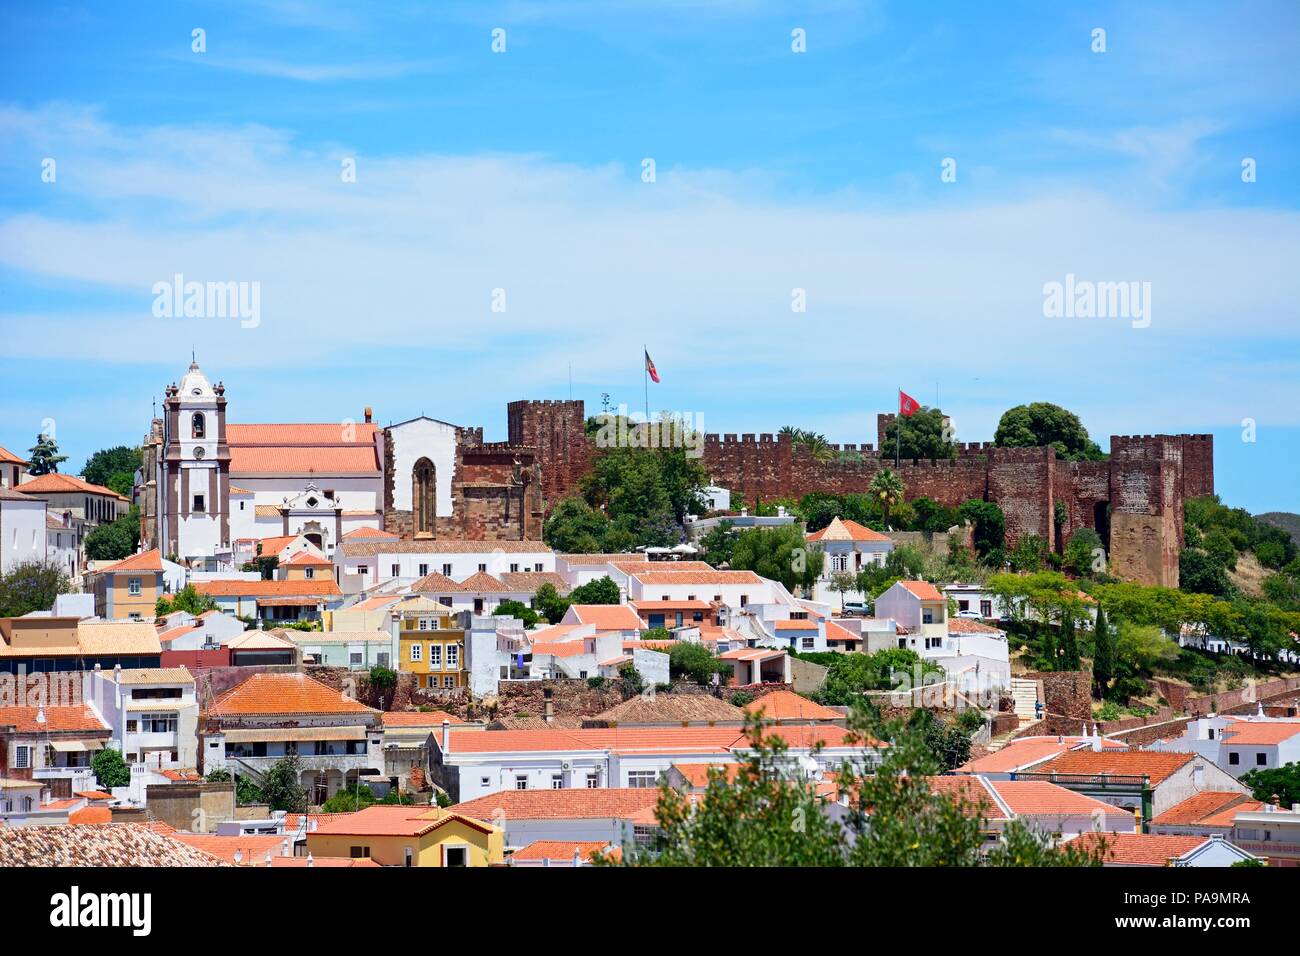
[644,344,650,425]
[896,387,901,469]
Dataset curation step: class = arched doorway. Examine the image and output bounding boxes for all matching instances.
[413,458,436,534]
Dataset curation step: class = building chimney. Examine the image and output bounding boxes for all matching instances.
[441,719,451,752]
[364,407,373,424]
[543,687,554,726]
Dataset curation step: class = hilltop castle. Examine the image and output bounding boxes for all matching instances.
[137,368,1209,588]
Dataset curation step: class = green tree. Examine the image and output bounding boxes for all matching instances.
[730,525,824,595]
[869,469,905,530]
[908,709,973,771]
[1058,614,1081,670]
[828,571,857,610]
[26,433,67,475]
[881,407,955,461]
[542,497,614,553]
[958,500,1005,560]
[82,445,143,490]
[909,497,960,533]
[91,747,131,789]
[1092,605,1115,699]
[259,754,308,813]
[618,662,645,694]
[613,710,1103,867]
[533,583,571,624]
[155,583,218,618]
[780,426,833,462]
[1064,527,1104,577]
[493,599,540,628]
[369,665,398,697]
[994,403,1105,461]
[321,787,376,813]
[568,575,620,605]
[1008,533,1048,573]
[83,507,141,561]
[699,519,737,567]
[1179,548,1231,597]
[667,641,725,685]
[0,560,72,617]
[1241,763,1300,808]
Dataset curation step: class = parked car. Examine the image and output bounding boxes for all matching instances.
[841,602,871,617]
[956,610,984,619]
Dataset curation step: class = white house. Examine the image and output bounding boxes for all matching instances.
[805,517,894,604]
[1149,712,1300,779]
[83,665,199,771]
[336,538,555,595]
[0,488,48,575]
[432,723,877,802]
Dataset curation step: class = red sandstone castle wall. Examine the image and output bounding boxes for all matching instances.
[508,399,588,506]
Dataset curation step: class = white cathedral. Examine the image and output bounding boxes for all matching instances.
[137,361,462,568]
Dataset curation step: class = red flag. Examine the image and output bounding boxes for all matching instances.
[645,349,660,384]
[899,390,920,417]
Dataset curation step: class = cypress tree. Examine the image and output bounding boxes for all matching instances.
[1092,606,1114,699]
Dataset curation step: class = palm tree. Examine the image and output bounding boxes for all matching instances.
[870,469,905,530]
[780,425,833,462]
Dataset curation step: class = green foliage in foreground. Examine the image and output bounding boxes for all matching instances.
[604,709,1107,867]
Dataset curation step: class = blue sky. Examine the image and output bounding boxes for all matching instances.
[1,1,1297,512]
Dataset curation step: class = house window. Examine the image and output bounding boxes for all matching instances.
[428,644,441,667]
[551,774,564,789]
[922,608,935,624]
[193,494,205,514]
[140,713,178,734]
[515,775,529,790]
[478,563,487,573]
[443,675,455,688]
[409,643,422,662]
[413,458,436,534]
[391,564,400,577]
[801,637,815,650]
[349,846,371,858]
[958,600,970,611]
[510,563,519,573]
[980,600,992,617]
[443,563,453,576]
[474,599,484,614]
[357,565,369,577]
[444,846,468,867]
[586,773,599,788]
[627,770,658,788]
[446,645,459,668]
[404,848,413,868]
[633,825,656,846]
[418,618,430,631]
[1229,752,1240,765]
[926,636,943,649]
[740,594,749,606]
[1256,752,1268,766]
[439,597,453,608]
[14,745,31,769]
[418,563,429,576]
[128,577,142,595]
[350,652,363,666]
[305,568,314,579]
[534,563,543,572]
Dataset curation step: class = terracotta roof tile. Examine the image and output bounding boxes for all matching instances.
[898,580,945,601]
[97,548,164,574]
[453,788,662,822]
[1151,791,1257,826]
[206,673,376,717]
[1069,831,1214,866]
[193,579,341,598]
[806,516,891,543]
[14,472,127,500]
[990,780,1125,816]
[510,840,617,862]
[227,423,381,475]
[633,570,764,586]
[569,605,643,631]
[0,706,109,734]
[0,824,231,866]
[1031,750,1194,785]
[743,690,841,722]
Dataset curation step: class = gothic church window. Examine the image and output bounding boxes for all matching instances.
[413,458,436,534]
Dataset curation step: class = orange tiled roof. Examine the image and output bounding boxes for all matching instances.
[1032,750,1194,786]
[948,618,1004,634]
[510,840,617,862]
[1069,831,1213,866]
[806,516,891,543]
[226,423,381,475]
[569,604,643,631]
[68,806,113,825]
[743,690,841,722]
[383,710,464,727]
[281,551,333,567]
[898,580,945,601]
[251,535,297,558]
[633,570,764,586]
[171,832,290,864]
[14,472,127,500]
[206,673,376,717]
[410,571,462,593]
[445,724,862,756]
[0,706,109,734]
[1220,719,1300,745]
[824,621,860,643]
[990,780,1124,816]
[531,641,591,658]
[0,445,28,465]
[456,571,509,592]
[956,737,1122,774]
[343,526,399,539]
[99,548,164,574]
[1152,791,1257,826]
[311,805,494,837]
[499,571,570,593]
[453,787,662,822]
[773,619,818,631]
[193,579,341,597]
[0,824,231,867]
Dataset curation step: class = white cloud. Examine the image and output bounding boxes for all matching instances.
[1,106,1297,435]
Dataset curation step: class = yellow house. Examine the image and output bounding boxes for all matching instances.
[92,549,165,620]
[278,550,334,582]
[397,608,467,691]
[307,805,504,867]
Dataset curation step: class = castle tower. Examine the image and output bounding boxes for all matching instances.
[158,361,232,562]
[507,399,587,507]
